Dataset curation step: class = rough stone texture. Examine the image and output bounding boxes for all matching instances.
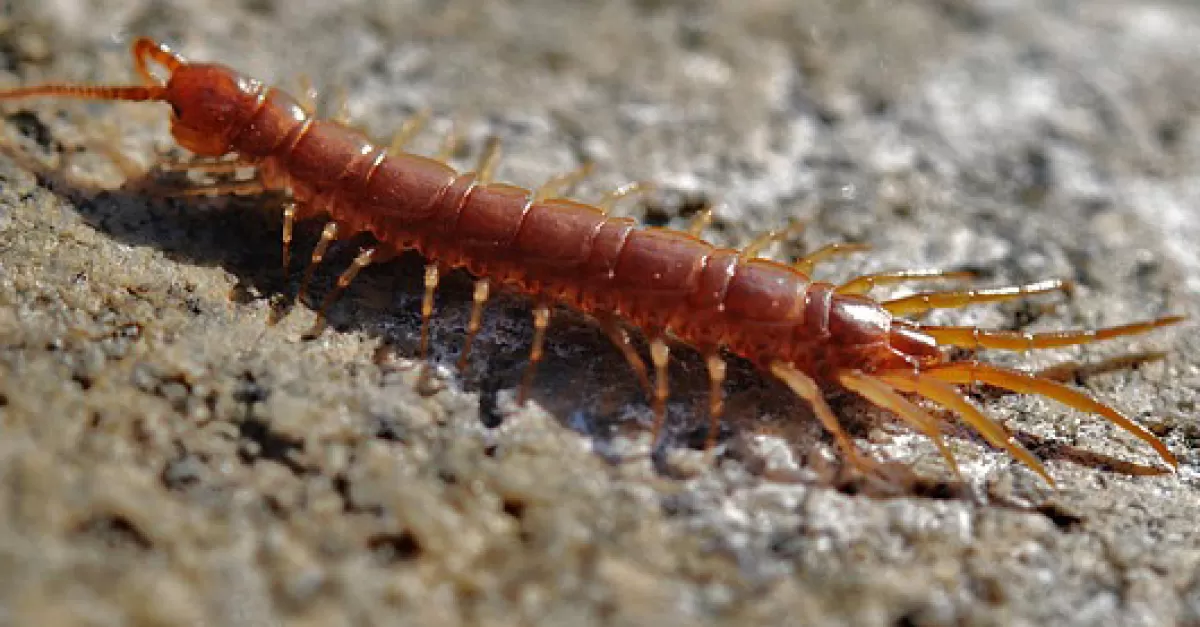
[1,1,1198,625]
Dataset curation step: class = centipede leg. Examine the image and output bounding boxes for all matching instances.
[281,200,298,272]
[648,335,671,448]
[418,263,441,360]
[476,136,502,184]
[882,279,1072,317]
[306,247,387,338]
[295,74,318,115]
[388,108,432,155]
[299,222,340,303]
[150,155,248,175]
[910,315,1184,352]
[874,370,1054,485]
[154,178,267,198]
[792,242,872,276]
[533,161,595,202]
[686,204,714,236]
[597,181,654,216]
[769,361,875,475]
[836,370,962,481]
[597,313,652,396]
[518,301,552,406]
[702,350,727,451]
[457,279,491,370]
[435,118,463,162]
[914,361,1177,467]
[329,86,351,125]
[741,221,805,259]
[835,269,976,295]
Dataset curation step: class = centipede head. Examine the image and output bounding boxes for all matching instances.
[163,63,264,156]
[0,37,260,157]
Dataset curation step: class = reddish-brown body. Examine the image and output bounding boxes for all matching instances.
[168,62,928,382]
[0,38,1183,486]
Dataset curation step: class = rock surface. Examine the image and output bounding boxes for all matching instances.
[1,1,1198,625]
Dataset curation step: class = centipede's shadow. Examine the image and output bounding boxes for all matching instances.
[6,143,1167,506]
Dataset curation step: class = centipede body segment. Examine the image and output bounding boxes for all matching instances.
[0,37,1185,486]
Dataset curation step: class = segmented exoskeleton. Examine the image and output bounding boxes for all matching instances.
[0,37,1183,485]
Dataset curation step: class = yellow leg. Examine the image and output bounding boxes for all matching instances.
[299,222,340,302]
[307,247,380,337]
[836,370,962,480]
[769,361,874,474]
[913,316,1183,352]
[648,335,671,447]
[741,221,805,259]
[598,314,652,396]
[914,361,1176,468]
[792,242,871,276]
[686,205,714,236]
[328,86,351,125]
[388,108,432,155]
[876,370,1053,485]
[281,201,298,272]
[518,302,552,405]
[476,136,502,184]
[457,279,491,370]
[295,74,319,115]
[597,181,654,216]
[703,350,727,451]
[882,279,1072,317]
[533,162,595,202]
[418,263,441,360]
[835,269,976,295]
[435,118,463,162]
[155,179,267,198]
[152,156,245,175]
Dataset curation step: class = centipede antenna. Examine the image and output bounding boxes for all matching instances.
[0,40,179,102]
[0,84,167,103]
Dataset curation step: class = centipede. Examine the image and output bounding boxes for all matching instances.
[0,37,1185,486]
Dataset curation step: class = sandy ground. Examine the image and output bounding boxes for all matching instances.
[1,0,1199,625]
